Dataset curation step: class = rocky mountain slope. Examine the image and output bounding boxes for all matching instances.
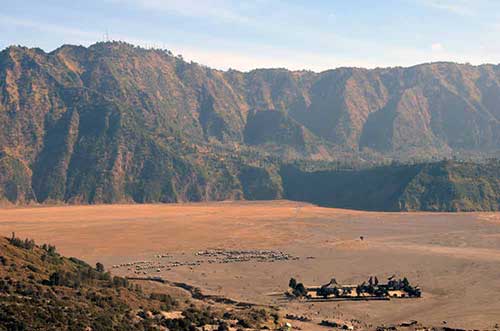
[1,42,499,208]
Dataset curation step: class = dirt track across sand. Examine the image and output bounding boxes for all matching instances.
[1,200,500,329]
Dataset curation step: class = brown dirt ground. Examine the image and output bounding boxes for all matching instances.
[1,200,500,329]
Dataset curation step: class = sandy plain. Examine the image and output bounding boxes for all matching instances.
[1,200,500,329]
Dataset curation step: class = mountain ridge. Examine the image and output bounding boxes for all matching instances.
[22,43,500,73]
[3,42,500,158]
[1,41,500,209]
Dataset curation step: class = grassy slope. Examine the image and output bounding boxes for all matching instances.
[0,237,279,331]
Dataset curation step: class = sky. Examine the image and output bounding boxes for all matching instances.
[1,0,500,71]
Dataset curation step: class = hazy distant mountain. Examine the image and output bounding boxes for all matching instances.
[1,42,500,207]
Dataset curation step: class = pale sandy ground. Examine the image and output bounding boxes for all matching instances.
[1,200,500,329]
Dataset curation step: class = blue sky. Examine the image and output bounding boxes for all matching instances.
[1,0,499,71]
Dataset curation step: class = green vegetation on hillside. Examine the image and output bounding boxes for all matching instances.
[400,160,500,211]
[0,235,279,330]
[281,160,500,212]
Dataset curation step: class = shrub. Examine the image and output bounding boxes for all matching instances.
[8,234,35,250]
[150,293,178,310]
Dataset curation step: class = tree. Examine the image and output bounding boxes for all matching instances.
[356,285,362,297]
[293,283,307,298]
[49,272,62,286]
[218,322,230,331]
[47,245,57,255]
[95,262,105,273]
[402,277,410,289]
[112,276,129,288]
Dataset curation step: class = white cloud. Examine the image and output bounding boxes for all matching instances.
[0,15,101,40]
[88,35,500,70]
[173,47,361,72]
[418,0,473,15]
[107,0,252,24]
[431,43,444,52]
[417,0,497,16]
[111,35,379,72]
[1,4,499,73]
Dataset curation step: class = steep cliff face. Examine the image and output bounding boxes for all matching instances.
[4,44,500,158]
[358,63,500,155]
[1,42,499,206]
[0,43,247,204]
